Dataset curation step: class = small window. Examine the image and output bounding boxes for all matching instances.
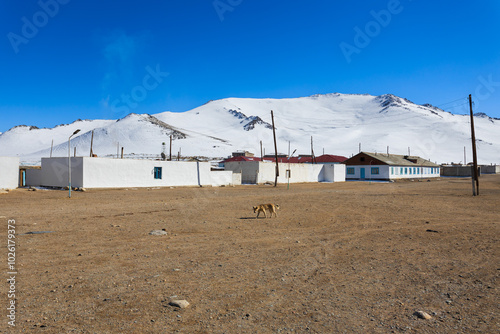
[360,157,365,162]
[405,168,408,175]
[154,167,162,179]
[400,167,403,175]
[347,167,355,175]
[371,167,379,175]
[409,168,412,175]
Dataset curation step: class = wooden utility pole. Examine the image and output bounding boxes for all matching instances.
[260,140,263,161]
[359,143,361,153]
[90,130,94,157]
[50,139,53,158]
[121,147,124,159]
[311,136,316,164]
[169,135,173,161]
[74,147,76,157]
[271,110,279,187]
[469,94,479,195]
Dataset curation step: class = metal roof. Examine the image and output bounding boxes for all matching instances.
[356,152,439,167]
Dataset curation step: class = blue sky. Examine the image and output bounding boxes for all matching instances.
[1,0,499,132]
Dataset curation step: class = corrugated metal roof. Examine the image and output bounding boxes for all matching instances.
[359,152,439,167]
[223,154,347,164]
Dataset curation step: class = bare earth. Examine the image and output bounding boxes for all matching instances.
[1,176,499,333]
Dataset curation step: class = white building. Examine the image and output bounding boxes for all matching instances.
[35,157,235,188]
[344,152,440,180]
[224,160,345,184]
[0,157,20,189]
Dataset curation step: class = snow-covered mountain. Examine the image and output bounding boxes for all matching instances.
[1,93,499,165]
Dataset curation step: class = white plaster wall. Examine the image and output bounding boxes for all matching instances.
[390,166,440,179]
[197,162,234,186]
[320,164,346,182]
[38,158,233,188]
[232,172,242,185]
[41,157,84,188]
[258,162,341,184]
[225,161,260,184]
[346,165,440,180]
[226,161,346,184]
[0,157,19,189]
[82,158,233,188]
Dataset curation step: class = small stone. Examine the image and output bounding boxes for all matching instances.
[169,300,190,309]
[149,230,167,236]
[414,311,432,320]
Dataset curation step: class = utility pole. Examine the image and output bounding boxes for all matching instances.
[359,143,361,153]
[311,136,316,164]
[469,94,479,195]
[50,139,53,158]
[90,130,94,157]
[464,146,466,165]
[271,110,279,187]
[169,135,173,161]
[408,147,410,156]
[260,140,263,161]
[121,147,124,159]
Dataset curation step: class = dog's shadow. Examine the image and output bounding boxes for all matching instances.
[239,217,261,220]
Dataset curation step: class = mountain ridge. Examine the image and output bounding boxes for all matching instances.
[1,93,498,165]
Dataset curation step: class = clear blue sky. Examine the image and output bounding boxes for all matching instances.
[1,0,499,132]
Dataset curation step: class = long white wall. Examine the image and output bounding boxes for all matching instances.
[225,161,345,184]
[0,157,19,189]
[40,157,233,188]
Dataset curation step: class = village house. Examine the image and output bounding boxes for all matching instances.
[344,152,440,180]
[0,157,19,190]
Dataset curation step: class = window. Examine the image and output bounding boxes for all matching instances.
[371,167,379,175]
[405,168,408,175]
[347,167,355,175]
[409,168,412,175]
[391,167,394,175]
[400,167,403,175]
[154,167,162,179]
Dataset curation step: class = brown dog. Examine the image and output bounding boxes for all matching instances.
[253,204,280,218]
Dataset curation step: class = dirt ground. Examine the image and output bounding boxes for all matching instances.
[1,176,499,333]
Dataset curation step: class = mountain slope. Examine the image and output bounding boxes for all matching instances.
[1,93,499,164]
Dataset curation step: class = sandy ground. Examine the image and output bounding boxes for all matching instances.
[1,175,499,333]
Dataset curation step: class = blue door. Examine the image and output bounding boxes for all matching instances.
[360,167,365,179]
